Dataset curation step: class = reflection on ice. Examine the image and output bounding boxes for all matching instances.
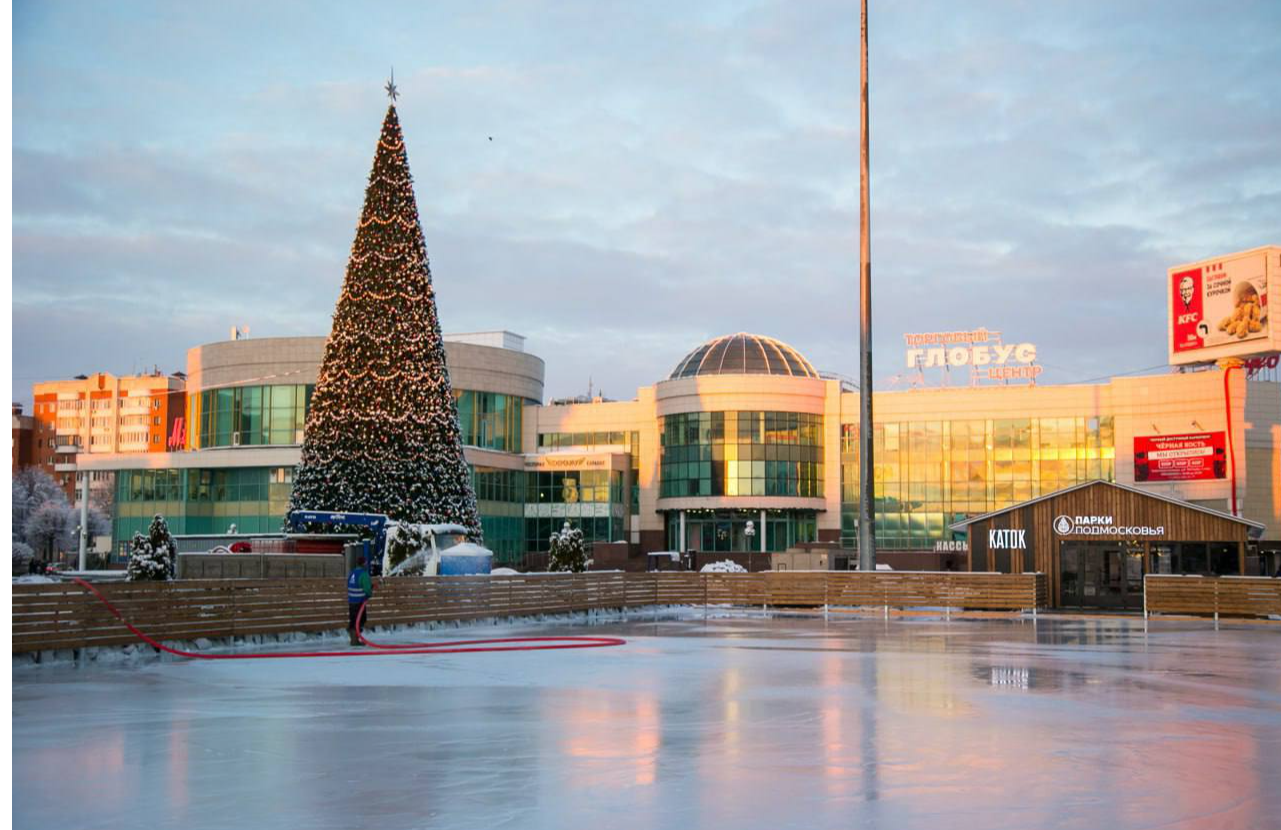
[12,615,1281,830]
[987,666,1030,688]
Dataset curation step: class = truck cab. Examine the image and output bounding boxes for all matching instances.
[382,523,493,576]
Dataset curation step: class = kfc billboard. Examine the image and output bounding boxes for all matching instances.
[1169,246,1281,365]
[1133,432,1226,483]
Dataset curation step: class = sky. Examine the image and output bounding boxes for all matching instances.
[11,0,1281,407]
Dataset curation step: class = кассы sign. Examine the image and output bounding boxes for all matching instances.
[1053,515,1165,536]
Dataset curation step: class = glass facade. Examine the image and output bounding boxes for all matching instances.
[659,411,823,498]
[538,431,639,452]
[115,464,532,564]
[114,467,295,552]
[191,385,522,452]
[840,416,1116,550]
[471,465,526,565]
[666,509,818,552]
[455,391,526,453]
[669,333,819,379]
[191,385,314,449]
[524,469,627,552]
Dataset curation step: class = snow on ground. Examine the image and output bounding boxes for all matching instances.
[12,575,58,583]
[700,559,747,573]
[12,615,1281,830]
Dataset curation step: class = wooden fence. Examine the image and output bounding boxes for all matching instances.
[11,571,1046,655]
[1145,575,1281,619]
[176,553,346,580]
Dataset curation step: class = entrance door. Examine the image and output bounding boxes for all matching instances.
[1059,542,1144,609]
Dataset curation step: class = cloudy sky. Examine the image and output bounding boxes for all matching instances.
[11,0,1281,406]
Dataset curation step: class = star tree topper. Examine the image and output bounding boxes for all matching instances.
[385,68,399,102]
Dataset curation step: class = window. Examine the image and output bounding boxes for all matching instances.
[659,411,824,499]
[196,384,315,449]
[840,415,1116,551]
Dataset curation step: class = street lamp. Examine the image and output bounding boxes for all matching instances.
[745,520,756,572]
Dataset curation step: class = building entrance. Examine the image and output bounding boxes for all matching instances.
[1059,541,1144,610]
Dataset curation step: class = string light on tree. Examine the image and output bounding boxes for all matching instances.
[288,77,483,541]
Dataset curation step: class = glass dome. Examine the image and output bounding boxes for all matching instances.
[669,333,819,380]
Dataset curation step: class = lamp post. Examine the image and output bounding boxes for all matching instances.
[857,0,877,573]
[745,520,756,572]
[78,471,90,572]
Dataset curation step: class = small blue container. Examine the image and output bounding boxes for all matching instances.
[438,551,493,576]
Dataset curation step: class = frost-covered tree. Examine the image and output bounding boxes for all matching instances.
[548,522,588,573]
[22,501,110,561]
[12,541,35,572]
[24,501,75,559]
[288,90,481,540]
[127,514,176,582]
[12,467,68,544]
[82,508,112,551]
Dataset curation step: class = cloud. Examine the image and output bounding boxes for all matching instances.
[11,0,1281,408]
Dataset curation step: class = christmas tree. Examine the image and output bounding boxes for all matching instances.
[548,522,588,573]
[127,514,176,581]
[289,84,482,539]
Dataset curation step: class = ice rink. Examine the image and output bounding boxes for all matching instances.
[12,614,1281,830]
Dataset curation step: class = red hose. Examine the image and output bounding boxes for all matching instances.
[1223,365,1239,516]
[71,577,626,659]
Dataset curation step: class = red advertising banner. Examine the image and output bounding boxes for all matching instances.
[1133,432,1226,482]
[1170,255,1270,355]
[1170,267,1205,353]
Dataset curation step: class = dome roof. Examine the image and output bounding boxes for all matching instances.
[669,333,819,380]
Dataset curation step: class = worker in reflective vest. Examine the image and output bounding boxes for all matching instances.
[347,556,373,647]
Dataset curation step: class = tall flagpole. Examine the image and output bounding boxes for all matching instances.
[857,0,876,572]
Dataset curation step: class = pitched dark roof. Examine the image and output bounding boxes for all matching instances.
[947,479,1265,538]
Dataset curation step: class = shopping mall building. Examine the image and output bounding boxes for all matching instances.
[73,330,1280,581]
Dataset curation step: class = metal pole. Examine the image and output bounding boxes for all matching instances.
[78,470,90,571]
[857,0,877,573]
[679,510,686,557]
[760,509,767,554]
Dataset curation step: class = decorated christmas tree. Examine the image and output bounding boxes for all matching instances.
[289,82,482,539]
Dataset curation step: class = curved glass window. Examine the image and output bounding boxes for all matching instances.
[669,333,820,379]
[454,391,525,453]
[659,411,824,498]
[192,385,314,449]
[191,385,524,453]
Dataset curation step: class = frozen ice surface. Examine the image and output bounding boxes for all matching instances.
[12,614,1281,830]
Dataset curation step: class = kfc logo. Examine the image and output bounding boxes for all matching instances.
[1178,276,1195,310]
